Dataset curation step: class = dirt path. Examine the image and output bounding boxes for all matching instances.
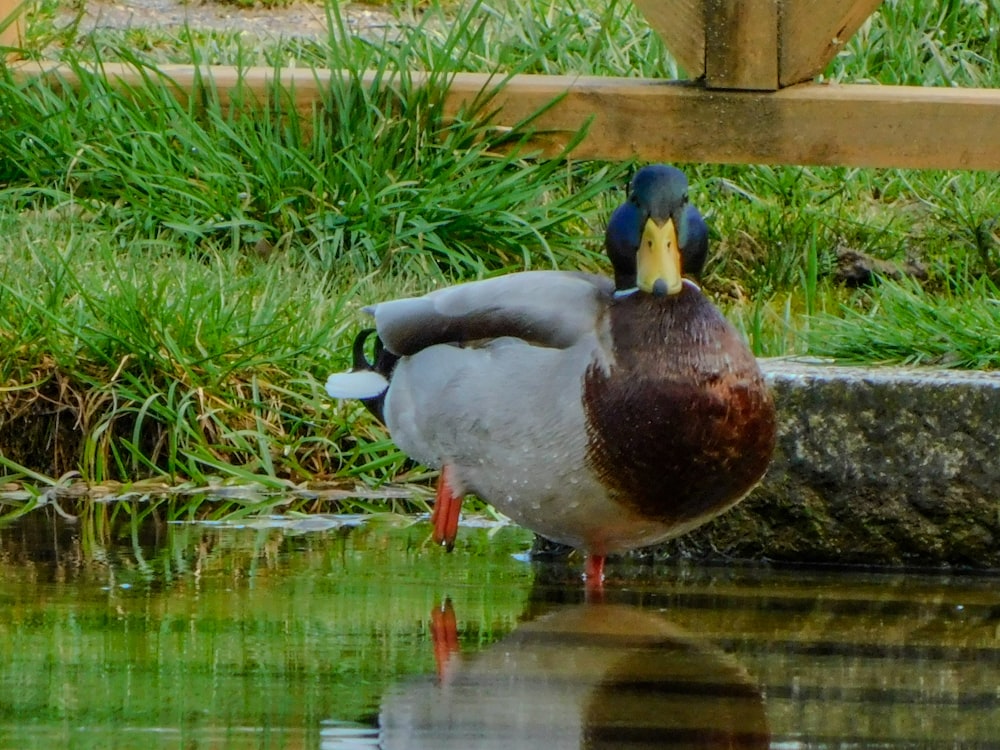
[60,0,400,41]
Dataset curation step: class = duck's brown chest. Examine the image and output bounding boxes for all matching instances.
[582,290,776,526]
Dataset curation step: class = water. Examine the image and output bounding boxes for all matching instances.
[0,510,997,749]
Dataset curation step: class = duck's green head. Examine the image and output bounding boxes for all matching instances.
[605,165,708,296]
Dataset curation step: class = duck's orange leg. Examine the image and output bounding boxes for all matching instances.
[431,464,463,551]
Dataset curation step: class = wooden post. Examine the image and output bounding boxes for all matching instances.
[705,0,779,90]
[634,0,884,89]
[1,0,25,61]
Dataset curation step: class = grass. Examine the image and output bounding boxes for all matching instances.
[0,0,998,504]
[808,273,1000,369]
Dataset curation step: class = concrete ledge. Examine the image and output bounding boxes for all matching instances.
[658,360,1000,568]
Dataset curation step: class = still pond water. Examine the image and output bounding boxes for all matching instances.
[0,509,997,749]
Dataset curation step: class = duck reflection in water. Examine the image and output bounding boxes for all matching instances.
[379,599,769,749]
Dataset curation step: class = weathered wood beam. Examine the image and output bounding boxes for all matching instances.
[631,0,706,80]
[779,0,884,86]
[705,0,779,90]
[1,0,25,60]
[11,63,1000,170]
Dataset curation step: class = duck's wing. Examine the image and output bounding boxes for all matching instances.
[368,270,614,356]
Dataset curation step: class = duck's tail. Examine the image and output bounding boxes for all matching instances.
[325,329,399,422]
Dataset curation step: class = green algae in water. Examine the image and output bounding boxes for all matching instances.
[0,513,535,748]
[1,511,998,749]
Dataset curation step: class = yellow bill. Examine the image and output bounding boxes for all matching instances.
[637,217,683,296]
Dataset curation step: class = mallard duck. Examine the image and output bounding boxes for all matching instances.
[326,165,775,584]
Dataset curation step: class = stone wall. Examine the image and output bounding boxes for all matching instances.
[658,360,1000,568]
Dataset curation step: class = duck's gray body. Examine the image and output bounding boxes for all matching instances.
[380,272,653,555]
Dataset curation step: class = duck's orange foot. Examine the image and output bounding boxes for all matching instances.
[431,465,463,551]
